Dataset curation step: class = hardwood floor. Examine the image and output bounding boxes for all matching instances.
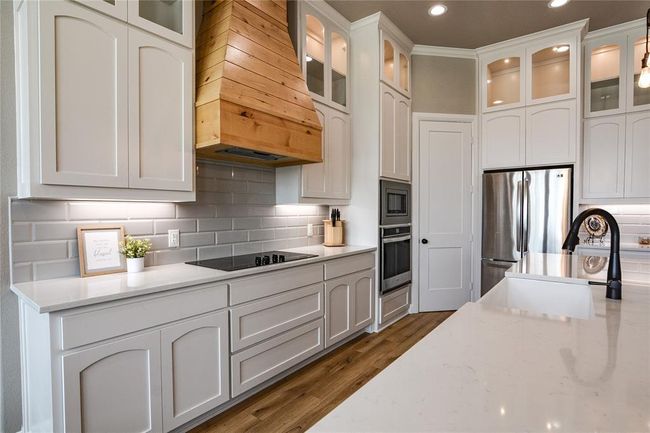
[191,311,454,433]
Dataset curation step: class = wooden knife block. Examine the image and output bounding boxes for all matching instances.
[323,220,345,247]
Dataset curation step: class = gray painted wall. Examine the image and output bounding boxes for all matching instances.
[411,55,477,115]
[1,2,21,432]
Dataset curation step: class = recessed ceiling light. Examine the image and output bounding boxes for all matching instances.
[552,45,570,53]
[548,0,570,8]
[493,100,504,105]
[429,4,448,16]
[305,54,313,62]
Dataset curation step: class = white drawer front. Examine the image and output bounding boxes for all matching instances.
[60,283,228,350]
[229,264,323,306]
[230,284,324,352]
[324,253,375,280]
[231,319,323,397]
[380,285,410,325]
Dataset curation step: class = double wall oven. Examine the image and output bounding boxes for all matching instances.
[380,180,411,295]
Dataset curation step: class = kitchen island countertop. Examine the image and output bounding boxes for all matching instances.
[309,254,650,432]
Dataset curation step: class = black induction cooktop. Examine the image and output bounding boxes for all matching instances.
[186,250,318,272]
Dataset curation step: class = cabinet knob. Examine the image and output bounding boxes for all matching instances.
[421,239,429,244]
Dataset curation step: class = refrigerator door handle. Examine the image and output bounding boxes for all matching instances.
[515,180,522,253]
[523,178,529,253]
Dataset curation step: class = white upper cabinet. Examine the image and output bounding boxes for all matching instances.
[38,0,129,189]
[525,100,577,165]
[481,49,526,113]
[299,3,349,111]
[585,35,627,117]
[300,105,328,198]
[624,111,650,198]
[326,109,352,198]
[128,28,193,192]
[13,0,194,201]
[381,32,410,97]
[583,116,626,198]
[481,108,526,169]
[627,28,650,112]
[380,83,411,181]
[526,36,577,105]
[74,0,128,21]
[128,0,193,48]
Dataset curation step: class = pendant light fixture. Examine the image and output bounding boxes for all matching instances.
[638,8,650,89]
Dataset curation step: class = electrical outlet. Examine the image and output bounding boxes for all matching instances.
[168,229,180,248]
[307,223,314,237]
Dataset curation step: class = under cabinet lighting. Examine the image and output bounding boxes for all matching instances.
[487,79,492,84]
[504,58,510,64]
[639,8,650,89]
[548,0,569,8]
[428,4,447,16]
[493,100,504,105]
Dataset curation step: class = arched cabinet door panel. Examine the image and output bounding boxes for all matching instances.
[324,276,352,347]
[351,270,374,331]
[625,111,650,198]
[161,311,230,432]
[128,28,193,192]
[62,331,162,433]
[583,116,626,199]
[39,0,129,188]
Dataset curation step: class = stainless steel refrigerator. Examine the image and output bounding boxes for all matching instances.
[481,167,572,295]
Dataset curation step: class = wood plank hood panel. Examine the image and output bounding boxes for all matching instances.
[196,0,323,167]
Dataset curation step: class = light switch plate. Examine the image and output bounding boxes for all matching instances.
[307,224,314,237]
[168,229,180,248]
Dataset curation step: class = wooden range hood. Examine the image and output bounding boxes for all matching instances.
[195,0,323,167]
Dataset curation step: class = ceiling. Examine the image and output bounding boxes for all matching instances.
[324,1,650,49]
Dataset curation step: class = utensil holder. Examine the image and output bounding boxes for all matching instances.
[323,220,345,247]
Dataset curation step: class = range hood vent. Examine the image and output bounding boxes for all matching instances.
[195,0,323,167]
[216,148,289,161]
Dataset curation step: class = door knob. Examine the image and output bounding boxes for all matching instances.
[422,239,429,244]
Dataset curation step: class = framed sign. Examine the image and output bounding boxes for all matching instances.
[77,225,126,277]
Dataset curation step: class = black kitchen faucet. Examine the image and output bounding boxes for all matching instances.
[562,208,622,300]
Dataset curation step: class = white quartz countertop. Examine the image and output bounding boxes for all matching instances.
[11,245,375,313]
[506,252,650,286]
[309,254,650,432]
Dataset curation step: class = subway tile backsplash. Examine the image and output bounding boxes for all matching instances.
[579,204,650,245]
[10,161,328,283]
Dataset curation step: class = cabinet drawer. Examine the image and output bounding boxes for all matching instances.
[230,283,324,352]
[231,319,323,397]
[229,264,323,306]
[60,283,228,350]
[379,285,410,325]
[324,253,374,280]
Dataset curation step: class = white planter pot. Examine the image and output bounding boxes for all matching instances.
[126,257,145,273]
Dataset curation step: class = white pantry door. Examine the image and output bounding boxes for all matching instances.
[418,121,473,311]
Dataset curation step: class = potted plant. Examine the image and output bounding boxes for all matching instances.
[119,236,152,273]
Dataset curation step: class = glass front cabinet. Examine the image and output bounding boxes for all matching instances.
[480,50,526,112]
[300,6,349,111]
[526,36,577,105]
[628,27,650,112]
[381,33,410,97]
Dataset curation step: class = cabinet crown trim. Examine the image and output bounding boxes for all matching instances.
[350,12,413,51]
[584,17,646,40]
[476,18,588,55]
[412,45,476,59]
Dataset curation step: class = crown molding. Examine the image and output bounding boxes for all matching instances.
[301,0,351,31]
[477,18,589,55]
[584,17,646,41]
[412,45,476,59]
[350,12,414,51]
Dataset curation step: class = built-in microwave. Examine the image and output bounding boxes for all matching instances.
[380,180,411,226]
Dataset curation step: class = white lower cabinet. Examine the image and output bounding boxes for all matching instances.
[624,111,650,198]
[62,331,163,433]
[481,108,526,169]
[379,284,410,325]
[325,269,375,347]
[525,100,577,166]
[231,319,324,397]
[161,312,229,431]
[583,116,626,198]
